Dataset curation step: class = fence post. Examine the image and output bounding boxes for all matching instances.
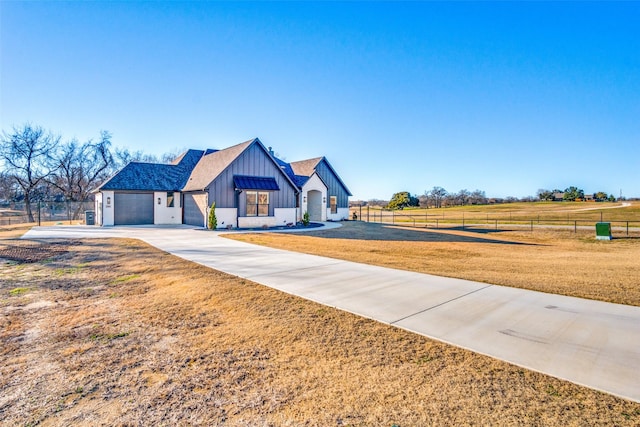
[530,219,533,231]
[627,221,629,236]
[495,219,497,230]
[574,220,577,233]
[38,201,41,226]
[367,206,370,223]
[436,219,439,229]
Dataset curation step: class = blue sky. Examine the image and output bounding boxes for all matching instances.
[1,1,638,200]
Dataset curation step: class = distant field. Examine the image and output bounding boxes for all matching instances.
[350,201,640,231]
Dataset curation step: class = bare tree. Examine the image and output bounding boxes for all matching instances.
[0,124,60,221]
[111,146,181,173]
[112,147,160,169]
[456,189,471,206]
[427,186,447,208]
[469,189,487,205]
[0,170,19,203]
[49,131,114,219]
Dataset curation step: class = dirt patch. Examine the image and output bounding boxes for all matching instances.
[1,238,639,425]
[0,239,79,263]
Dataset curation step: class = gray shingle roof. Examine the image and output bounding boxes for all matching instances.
[289,156,352,195]
[99,149,204,191]
[289,157,323,177]
[98,139,348,195]
[273,156,309,188]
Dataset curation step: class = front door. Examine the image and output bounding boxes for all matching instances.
[307,190,323,222]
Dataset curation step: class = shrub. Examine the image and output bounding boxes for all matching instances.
[302,211,310,226]
[208,202,217,229]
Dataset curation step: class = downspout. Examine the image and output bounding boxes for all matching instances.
[235,188,242,226]
[204,188,209,229]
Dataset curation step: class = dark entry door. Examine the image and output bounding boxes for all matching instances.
[183,193,207,227]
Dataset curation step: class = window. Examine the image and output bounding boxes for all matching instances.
[330,196,337,214]
[246,191,269,216]
[167,192,175,207]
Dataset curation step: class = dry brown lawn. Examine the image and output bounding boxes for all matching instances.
[1,233,640,425]
[227,221,640,307]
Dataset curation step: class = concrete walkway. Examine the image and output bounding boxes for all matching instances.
[22,225,640,403]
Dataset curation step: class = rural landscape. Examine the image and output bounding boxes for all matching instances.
[3,1,639,425]
[2,199,640,425]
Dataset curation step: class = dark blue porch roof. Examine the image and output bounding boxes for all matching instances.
[233,175,280,191]
[272,156,309,189]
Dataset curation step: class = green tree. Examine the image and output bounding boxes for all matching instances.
[387,191,419,210]
[537,189,554,201]
[563,186,584,201]
[208,202,217,229]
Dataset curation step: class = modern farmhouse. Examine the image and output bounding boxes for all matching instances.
[94,138,351,228]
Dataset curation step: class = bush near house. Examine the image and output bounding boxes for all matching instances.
[208,202,217,230]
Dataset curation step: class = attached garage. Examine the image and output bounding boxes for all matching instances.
[183,192,207,227]
[114,192,154,225]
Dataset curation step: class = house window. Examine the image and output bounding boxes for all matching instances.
[246,191,269,216]
[330,196,337,214]
[167,192,175,207]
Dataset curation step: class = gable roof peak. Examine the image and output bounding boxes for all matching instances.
[289,156,324,177]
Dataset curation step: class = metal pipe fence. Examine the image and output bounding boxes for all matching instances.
[350,208,640,237]
[0,201,94,226]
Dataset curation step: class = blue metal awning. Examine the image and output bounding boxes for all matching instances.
[233,175,280,191]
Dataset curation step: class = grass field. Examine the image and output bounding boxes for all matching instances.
[352,201,640,230]
[2,225,640,425]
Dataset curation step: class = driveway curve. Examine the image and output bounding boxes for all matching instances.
[22,224,640,403]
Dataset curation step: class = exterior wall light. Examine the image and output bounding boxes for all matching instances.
[158,197,161,205]
[106,197,111,206]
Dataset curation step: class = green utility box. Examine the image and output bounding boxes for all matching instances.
[595,222,612,240]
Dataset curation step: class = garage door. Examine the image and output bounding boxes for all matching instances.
[183,193,207,227]
[114,192,154,225]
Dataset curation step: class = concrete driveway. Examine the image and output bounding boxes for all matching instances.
[22,224,640,403]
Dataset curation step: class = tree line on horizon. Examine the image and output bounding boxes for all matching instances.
[0,123,180,221]
[353,185,620,210]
